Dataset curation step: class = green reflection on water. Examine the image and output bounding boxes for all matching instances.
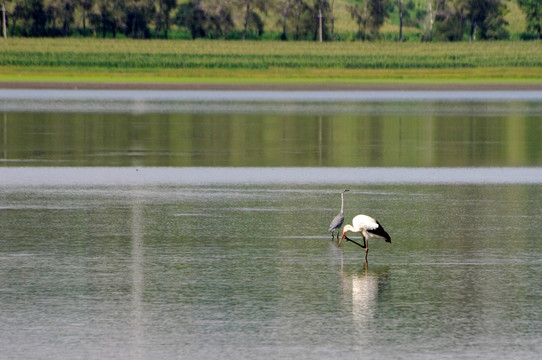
[2,105,542,167]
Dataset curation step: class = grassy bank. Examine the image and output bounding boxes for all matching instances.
[1,38,542,84]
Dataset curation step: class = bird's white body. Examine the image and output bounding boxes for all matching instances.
[352,215,386,240]
[340,214,391,261]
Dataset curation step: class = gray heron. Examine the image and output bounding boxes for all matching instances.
[328,189,349,240]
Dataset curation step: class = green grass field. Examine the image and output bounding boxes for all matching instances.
[1,38,542,84]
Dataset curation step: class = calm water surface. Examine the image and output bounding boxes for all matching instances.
[1,172,542,359]
[1,91,542,359]
[2,90,542,167]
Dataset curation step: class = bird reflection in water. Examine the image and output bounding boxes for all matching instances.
[341,263,391,336]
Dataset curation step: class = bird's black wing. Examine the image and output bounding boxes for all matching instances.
[367,221,391,243]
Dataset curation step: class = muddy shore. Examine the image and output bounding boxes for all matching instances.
[2,81,542,91]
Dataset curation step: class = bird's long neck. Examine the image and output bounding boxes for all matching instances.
[340,192,345,213]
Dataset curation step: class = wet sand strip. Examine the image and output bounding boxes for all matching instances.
[2,81,542,91]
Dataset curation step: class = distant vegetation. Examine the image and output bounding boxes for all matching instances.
[2,38,541,84]
[2,39,542,69]
[0,0,540,41]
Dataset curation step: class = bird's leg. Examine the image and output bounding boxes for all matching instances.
[364,240,369,262]
[345,235,366,249]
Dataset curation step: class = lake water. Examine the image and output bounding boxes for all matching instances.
[2,90,542,167]
[1,90,542,359]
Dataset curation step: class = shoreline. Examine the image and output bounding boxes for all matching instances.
[2,81,542,91]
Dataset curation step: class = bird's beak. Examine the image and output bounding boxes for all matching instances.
[338,233,345,247]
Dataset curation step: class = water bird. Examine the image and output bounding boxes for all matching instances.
[328,189,349,240]
[339,214,391,262]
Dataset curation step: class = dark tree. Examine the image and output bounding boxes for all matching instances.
[80,0,94,35]
[174,0,207,38]
[517,0,542,39]
[155,0,176,38]
[89,0,125,38]
[124,0,155,38]
[237,0,266,40]
[275,0,295,40]
[367,0,391,37]
[14,0,47,36]
[349,1,369,39]
[435,0,508,40]
[200,0,234,39]
[290,0,308,39]
[301,0,331,41]
[348,0,391,39]
[465,0,508,40]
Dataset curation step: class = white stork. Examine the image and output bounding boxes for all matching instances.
[339,214,391,261]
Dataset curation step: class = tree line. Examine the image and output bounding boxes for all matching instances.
[1,0,541,41]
